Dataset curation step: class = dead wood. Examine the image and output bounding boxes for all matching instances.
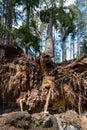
[0,44,87,114]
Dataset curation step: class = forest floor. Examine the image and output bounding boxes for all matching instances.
[0,44,87,130]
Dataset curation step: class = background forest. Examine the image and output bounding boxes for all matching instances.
[0,0,87,62]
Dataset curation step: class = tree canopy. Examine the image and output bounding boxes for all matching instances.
[0,0,87,61]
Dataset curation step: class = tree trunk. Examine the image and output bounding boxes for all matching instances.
[3,0,7,44]
[77,22,81,56]
[25,0,30,55]
[0,0,6,44]
[70,34,75,59]
[0,16,2,44]
[61,27,66,61]
[6,0,13,44]
[45,14,54,60]
[25,47,28,55]
[62,40,65,61]
[25,0,30,28]
[73,37,75,59]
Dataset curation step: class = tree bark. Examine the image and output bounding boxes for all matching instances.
[61,27,66,61]
[45,14,54,59]
[25,0,30,55]
[77,22,81,56]
[25,0,30,28]
[6,0,13,44]
[70,34,75,59]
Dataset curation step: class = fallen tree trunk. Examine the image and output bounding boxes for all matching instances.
[0,44,87,114]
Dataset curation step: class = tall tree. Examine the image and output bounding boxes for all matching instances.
[40,0,55,59]
[0,0,7,44]
[40,0,77,61]
[70,33,75,59]
[81,39,87,54]
[45,7,54,59]
[0,0,22,44]
[11,0,40,56]
[69,4,81,59]
[56,3,75,61]
[75,0,86,56]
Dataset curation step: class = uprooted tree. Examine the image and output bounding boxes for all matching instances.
[0,44,87,114]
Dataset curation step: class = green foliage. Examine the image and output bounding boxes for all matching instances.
[0,0,86,60]
[40,9,50,23]
[12,25,40,55]
[40,3,77,41]
[81,40,87,54]
[0,0,40,56]
[69,4,82,20]
[8,0,16,7]
[56,6,75,41]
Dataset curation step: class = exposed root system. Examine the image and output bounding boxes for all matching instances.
[0,45,87,114]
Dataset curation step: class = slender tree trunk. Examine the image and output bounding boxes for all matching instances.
[72,38,75,59]
[62,43,64,62]
[70,39,73,59]
[26,0,30,28]
[3,0,7,44]
[0,0,5,44]
[0,15,2,55]
[70,34,75,59]
[61,27,66,61]
[77,22,81,56]
[0,16,2,44]
[4,12,7,44]
[25,47,28,55]
[7,0,13,44]
[45,14,54,59]
[25,0,30,55]
[72,35,75,59]
[65,42,66,61]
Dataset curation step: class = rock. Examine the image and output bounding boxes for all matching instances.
[66,125,79,130]
[42,114,53,128]
[42,116,53,128]
[0,111,31,129]
[0,110,87,130]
